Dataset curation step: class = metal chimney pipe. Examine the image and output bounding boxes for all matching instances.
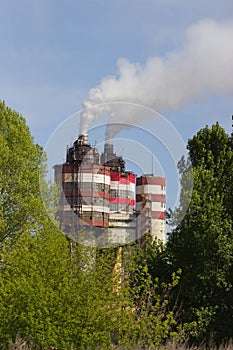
[104,142,114,154]
[78,133,88,145]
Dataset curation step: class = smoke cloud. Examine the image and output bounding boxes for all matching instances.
[80,19,233,139]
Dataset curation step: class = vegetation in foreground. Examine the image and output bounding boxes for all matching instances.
[7,335,233,350]
[0,101,233,349]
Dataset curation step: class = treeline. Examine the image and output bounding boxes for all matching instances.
[0,101,233,349]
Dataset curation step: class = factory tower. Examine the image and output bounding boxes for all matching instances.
[54,133,166,244]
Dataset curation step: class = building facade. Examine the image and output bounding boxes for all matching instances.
[136,175,166,242]
[54,134,166,244]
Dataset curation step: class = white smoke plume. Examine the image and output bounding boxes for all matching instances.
[80,19,233,139]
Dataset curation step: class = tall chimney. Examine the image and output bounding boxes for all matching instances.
[78,133,88,145]
[104,142,114,155]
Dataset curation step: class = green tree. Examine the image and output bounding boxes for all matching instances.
[0,227,127,349]
[0,101,43,245]
[0,234,182,349]
[164,123,233,345]
[119,244,182,349]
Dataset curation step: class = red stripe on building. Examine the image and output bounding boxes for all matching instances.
[151,211,166,220]
[110,172,135,183]
[81,219,109,227]
[136,176,166,186]
[110,198,135,205]
[63,218,108,227]
[79,191,110,199]
[63,190,110,199]
[136,194,166,202]
[97,167,111,175]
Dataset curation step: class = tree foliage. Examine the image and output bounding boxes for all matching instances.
[0,227,122,349]
[163,123,233,345]
[0,101,43,245]
[0,231,181,349]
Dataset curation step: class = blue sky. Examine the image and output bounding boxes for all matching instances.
[1,0,233,212]
[1,0,233,144]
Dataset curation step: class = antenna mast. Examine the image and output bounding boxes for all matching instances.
[151,152,154,176]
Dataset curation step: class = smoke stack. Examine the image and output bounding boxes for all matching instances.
[104,142,114,155]
[78,133,88,145]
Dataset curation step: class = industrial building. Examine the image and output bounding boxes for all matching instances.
[54,133,166,245]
